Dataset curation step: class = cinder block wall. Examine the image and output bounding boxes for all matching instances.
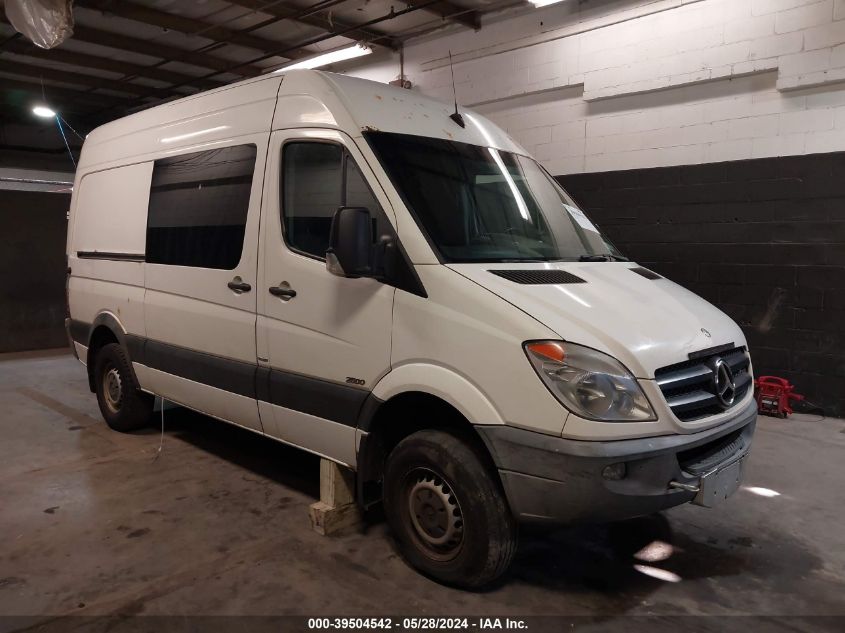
[559,153,845,417]
[0,191,70,353]
[351,0,845,414]
[356,0,845,173]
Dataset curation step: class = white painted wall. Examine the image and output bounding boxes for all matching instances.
[349,0,845,174]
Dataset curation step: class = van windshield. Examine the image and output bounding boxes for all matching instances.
[365,131,622,263]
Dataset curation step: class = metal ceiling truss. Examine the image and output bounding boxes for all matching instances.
[0,0,489,124]
[225,0,401,50]
[2,38,226,90]
[1,76,129,112]
[74,0,315,60]
[402,0,481,29]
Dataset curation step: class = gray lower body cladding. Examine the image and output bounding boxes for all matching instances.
[477,400,757,524]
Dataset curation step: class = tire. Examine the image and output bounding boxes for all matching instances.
[93,342,154,432]
[383,429,517,588]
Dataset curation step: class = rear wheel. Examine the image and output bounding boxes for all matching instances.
[94,342,153,432]
[384,430,517,588]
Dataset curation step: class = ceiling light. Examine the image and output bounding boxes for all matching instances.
[528,0,570,7]
[274,44,372,73]
[33,105,57,118]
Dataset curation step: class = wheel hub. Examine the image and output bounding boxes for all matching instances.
[407,470,464,560]
[103,366,123,412]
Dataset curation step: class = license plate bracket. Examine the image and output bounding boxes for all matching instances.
[692,457,745,508]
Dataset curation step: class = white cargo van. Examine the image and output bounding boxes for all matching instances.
[66,69,756,587]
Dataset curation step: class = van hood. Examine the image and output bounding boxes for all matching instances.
[447,262,746,378]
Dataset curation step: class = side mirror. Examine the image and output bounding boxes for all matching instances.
[326,207,374,278]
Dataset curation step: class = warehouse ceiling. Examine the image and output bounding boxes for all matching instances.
[0,0,512,169]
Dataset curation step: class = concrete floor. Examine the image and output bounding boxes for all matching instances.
[1,350,844,628]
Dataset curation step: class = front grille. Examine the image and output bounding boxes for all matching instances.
[488,269,586,284]
[655,346,752,421]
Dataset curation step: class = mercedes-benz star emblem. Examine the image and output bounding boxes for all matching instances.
[712,358,736,408]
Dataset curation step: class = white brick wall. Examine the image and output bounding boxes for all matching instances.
[351,0,845,174]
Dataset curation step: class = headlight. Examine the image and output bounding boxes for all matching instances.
[524,341,656,422]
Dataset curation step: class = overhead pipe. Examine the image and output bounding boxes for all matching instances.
[77,0,394,99]
[89,0,449,118]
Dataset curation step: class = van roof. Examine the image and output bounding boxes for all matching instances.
[309,71,524,154]
[79,70,525,170]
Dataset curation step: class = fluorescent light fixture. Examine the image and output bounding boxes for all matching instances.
[274,44,371,72]
[33,105,57,118]
[528,0,570,6]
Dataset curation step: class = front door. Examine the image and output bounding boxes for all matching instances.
[257,129,395,465]
[143,138,266,432]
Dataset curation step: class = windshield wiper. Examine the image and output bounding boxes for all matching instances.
[579,254,629,262]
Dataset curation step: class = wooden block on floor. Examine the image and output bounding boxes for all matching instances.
[309,458,362,536]
[309,500,362,536]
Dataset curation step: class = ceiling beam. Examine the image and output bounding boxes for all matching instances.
[226,0,400,50]
[1,76,134,112]
[2,39,226,91]
[70,24,265,77]
[0,105,88,133]
[2,59,206,120]
[86,0,475,120]
[403,0,481,30]
[0,141,82,154]
[0,103,52,122]
[75,0,313,59]
[0,8,265,77]
[0,58,157,97]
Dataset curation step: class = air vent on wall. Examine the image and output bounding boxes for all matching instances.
[488,269,586,284]
[630,266,662,280]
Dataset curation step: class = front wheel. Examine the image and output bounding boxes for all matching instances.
[383,430,517,588]
[94,343,154,432]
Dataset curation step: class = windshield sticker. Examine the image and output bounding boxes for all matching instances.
[564,204,599,233]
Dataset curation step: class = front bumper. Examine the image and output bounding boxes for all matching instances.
[477,400,757,524]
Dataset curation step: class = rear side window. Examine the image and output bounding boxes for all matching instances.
[282,142,389,259]
[146,144,257,269]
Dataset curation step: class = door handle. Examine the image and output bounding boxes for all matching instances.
[269,285,297,300]
[228,277,252,293]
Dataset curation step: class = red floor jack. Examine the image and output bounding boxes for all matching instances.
[754,376,805,418]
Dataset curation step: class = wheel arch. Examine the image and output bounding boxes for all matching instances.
[369,363,505,428]
[84,312,139,392]
[356,373,506,508]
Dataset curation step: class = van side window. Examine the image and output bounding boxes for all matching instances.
[146,144,257,269]
[282,142,389,260]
